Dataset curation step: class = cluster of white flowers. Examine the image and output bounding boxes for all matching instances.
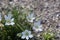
[0,12,15,26]
[0,12,43,40]
[20,13,43,40]
[27,12,43,32]
[21,22,43,40]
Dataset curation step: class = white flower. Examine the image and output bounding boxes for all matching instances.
[21,30,33,40]
[0,13,2,21]
[4,13,15,25]
[27,13,35,22]
[33,20,43,32]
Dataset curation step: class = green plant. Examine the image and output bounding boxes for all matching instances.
[43,32,55,40]
[0,7,32,40]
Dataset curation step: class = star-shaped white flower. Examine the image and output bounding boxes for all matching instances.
[4,13,15,25]
[0,13,2,21]
[33,20,43,32]
[27,13,35,22]
[21,30,33,40]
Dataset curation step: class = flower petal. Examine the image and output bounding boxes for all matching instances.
[39,28,43,31]
[29,31,31,34]
[22,32,25,35]
[11,18,14,22]
[26,36,29,40]
[4,15,8,20]
[21,35,25,39]
[29,20,33,22]
[35,29,39,32]
[8,13,12,19]
[29,35,33,38]
[5,22,10,25]
[10,22,15,25]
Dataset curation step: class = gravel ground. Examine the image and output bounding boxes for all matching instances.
[0,0,60,40]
